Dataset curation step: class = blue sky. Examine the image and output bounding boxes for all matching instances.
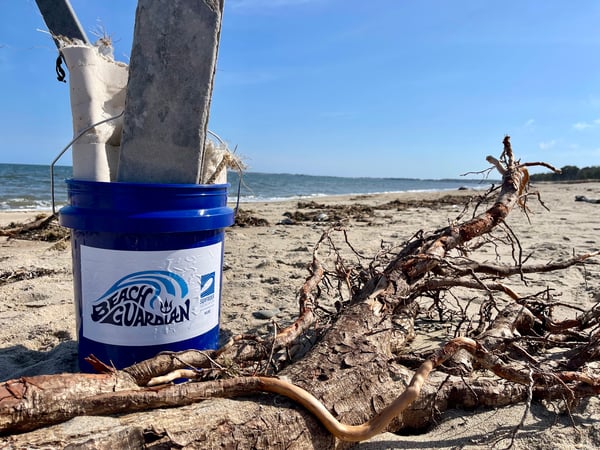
[1,0,599,178]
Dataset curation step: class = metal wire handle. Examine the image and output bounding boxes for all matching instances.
[50,111,124,214]
[50,114,227,215]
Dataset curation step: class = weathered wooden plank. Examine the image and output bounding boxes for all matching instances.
[117,0,224,183]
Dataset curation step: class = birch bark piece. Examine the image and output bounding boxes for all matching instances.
[61,42,128,181]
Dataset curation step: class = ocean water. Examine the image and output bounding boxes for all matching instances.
[0,163,495,211]
[0,164,73,211]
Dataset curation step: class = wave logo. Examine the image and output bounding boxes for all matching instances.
[90,270,191,327]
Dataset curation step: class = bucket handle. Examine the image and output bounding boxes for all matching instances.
[50,111,124,215]
[50,116,232,215]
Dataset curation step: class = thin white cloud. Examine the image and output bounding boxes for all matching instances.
[524,118,535,128]
[538,140,556,150]
[572,118,600,130]
[573,122,593,130]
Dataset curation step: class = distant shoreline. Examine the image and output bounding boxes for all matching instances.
[3,179,600,213]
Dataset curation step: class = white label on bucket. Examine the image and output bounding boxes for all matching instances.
[80,243,222,346]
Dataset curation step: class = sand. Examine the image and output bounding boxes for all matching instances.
[1,181,599,448]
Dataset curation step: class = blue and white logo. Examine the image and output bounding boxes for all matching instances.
[91,270,192,327]
[200,271,215,299]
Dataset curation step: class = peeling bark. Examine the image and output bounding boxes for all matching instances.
[1,137,599,448]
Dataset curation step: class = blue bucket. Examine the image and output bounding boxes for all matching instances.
[59,179,234,372]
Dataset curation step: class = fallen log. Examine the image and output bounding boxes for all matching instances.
[1,137,599,449]
[0,214,56,237]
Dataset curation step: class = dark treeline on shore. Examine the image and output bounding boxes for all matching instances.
[531,165,600,182]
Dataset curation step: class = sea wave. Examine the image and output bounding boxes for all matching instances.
[0,163,497,211]
[231,185,492,203]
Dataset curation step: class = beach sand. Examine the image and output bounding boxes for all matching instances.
[1,181,599,448]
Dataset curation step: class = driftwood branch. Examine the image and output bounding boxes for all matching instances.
[0,214,56,237]
[3,304,600,439]
[1,136,599,448]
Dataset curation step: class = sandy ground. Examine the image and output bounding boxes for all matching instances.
[0,181,599,448]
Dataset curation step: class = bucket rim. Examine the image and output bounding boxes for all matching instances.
[65,178,230,189]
